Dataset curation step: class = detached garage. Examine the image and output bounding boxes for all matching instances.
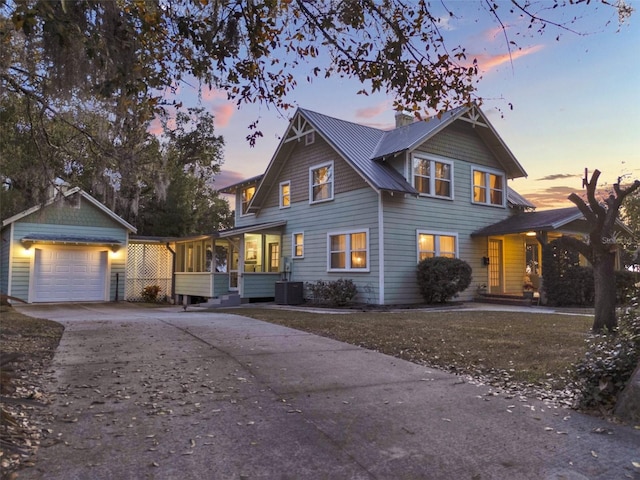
[1,187,136,303]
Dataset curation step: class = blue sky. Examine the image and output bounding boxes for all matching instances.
[167,1,640,210]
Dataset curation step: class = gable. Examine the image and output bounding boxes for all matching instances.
[15,192,125,230]
[416,120,496,167]
[260,134,370,209]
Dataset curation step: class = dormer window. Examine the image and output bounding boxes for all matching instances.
[241,185,256,215]
[412,154,453,199]
[309,161,333,203]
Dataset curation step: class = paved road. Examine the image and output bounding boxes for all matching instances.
[15,303,640,480]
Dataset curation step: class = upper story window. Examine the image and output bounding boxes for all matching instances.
[241,185,256,215]
[417,231,458,261]
[305,131,315,145]
[412,155,453,199]
[309,161,334,204]
[473,169,504,207]
[280,181,291,209]
[292,232,304,258]
[328,229,368,272]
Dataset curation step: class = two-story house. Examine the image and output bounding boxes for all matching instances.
[212,104,537,305]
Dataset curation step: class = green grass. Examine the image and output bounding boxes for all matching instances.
[219,308,593,387]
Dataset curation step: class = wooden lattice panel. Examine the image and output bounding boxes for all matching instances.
[126,243,173,301]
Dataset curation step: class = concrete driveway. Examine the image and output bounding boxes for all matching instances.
[15,303,640,480]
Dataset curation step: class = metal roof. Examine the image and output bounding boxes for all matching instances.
[219,174,264,194]
[471,207,585,236]
[243,105,529,210]
[217,220,287,238]
[21,233,124,247]
[300,108,417,194]
[507,188,536,209]
[372,107,465,160]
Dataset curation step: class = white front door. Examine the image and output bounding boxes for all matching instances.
[33,247,108,302]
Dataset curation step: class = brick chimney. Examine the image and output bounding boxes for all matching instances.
[394,111,414,128]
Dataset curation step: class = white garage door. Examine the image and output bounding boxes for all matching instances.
[33,247,108,302]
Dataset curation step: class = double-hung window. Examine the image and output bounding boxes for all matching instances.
[473,169,505,206]
[412,155,453,199]
[417,231,458,261]
[241,186,256,215]
[292,232,304,258]
[280,181,291,208]
[328,229,368,271]
[309,162,334,203]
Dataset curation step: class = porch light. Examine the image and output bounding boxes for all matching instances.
[525,231,537,237]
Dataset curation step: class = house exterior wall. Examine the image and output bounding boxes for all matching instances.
[381,159,512,304]
[254,187,381,304]
[418,121,495,167]
[5,198,129,303]
[0,225,11,296]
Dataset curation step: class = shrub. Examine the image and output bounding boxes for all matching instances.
[306,279,358,306]
[416,257,472,304]
[571,301,640,412]
[141,285,162,303]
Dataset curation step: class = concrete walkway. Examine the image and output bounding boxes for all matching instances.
[15,303,640,480]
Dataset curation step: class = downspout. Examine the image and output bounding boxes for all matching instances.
[166,242,176,303]
[378,192,385,305]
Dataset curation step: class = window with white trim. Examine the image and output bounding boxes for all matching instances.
[473,169,504,206]
[328,230,368,271]
[412,155,453,198]
[417,231,458,261]
[280,181,290,208]
[292,232,304,258]
[309,162,334,203]
[241,185,256,215]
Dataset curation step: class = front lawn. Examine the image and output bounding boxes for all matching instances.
[220,308,593,393]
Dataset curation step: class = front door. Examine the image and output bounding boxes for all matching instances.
[228,239,240,291]
[488,239,504,294]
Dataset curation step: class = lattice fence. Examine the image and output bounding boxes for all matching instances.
[126,243,173,302]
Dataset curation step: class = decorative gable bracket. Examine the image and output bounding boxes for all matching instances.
[458,105,488,128]
[284,114,315,143]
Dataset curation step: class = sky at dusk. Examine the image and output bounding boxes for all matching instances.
[166,1,640,211]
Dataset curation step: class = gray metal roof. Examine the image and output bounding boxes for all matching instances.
[507,187,536,209]
[21,233,124,246]
[372,107,465,160]
[471,207,584,236]
[300,108,417,194]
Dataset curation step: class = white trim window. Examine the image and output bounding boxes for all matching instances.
[292,232,304,258]
[412,154,453,199]
[327,229,369,271]
[280,181,291,209]
[309,161,334,203]
[241,185,256,215]
[472,168,505,207]
[417,230,458,261]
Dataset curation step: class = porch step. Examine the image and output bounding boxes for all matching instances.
[195,294,241,309]
[474,294,534,307]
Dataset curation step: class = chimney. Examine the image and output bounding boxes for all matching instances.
[394,111,414,128]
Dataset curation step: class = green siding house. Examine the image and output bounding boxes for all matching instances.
[218,104,541,305]
[1,187,136,303]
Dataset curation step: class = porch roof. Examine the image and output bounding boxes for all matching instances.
[471,207,585,236]
[217,220,287,238]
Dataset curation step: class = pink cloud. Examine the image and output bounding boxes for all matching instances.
[202,88,228,102]
[474,45,544,72]
[212,103,235,127]
[355,101,390,119]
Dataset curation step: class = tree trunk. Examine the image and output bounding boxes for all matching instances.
[592,251,617,333]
